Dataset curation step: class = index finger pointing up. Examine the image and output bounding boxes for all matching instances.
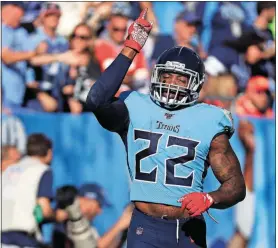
[139,8,148,19]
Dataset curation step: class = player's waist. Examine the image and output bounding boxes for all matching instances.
[134,201,190,220]
[133,206,204,225]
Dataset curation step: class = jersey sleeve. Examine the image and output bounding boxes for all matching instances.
[37,170,53,200]
[86,53,133,135]
[217,108,235,139]
[92,97,130,135]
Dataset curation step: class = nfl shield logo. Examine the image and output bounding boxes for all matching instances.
[136,227,144,235]
[165,113,175,119]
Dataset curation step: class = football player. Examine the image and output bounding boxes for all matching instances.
[86,9,246,248]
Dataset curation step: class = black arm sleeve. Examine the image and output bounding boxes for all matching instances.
[86,53,132,134]
[93,98,130,134]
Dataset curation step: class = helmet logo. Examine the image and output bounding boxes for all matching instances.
[165,61,186,70]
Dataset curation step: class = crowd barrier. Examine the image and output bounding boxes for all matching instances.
[3,112,275,247]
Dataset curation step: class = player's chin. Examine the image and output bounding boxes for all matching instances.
[162,92,185,101]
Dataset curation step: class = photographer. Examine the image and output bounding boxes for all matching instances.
[2,134,55,248]
[53,184,132,248]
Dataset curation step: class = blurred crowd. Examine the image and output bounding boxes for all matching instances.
[1,1,276,118]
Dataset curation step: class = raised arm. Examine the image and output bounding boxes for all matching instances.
[86,48,137,133]
[208,134,246,209]
[85,48,137,112]
[85,9,152,134]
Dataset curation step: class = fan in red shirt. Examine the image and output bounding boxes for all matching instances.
[94,5,149,96]
[233,76,274,118]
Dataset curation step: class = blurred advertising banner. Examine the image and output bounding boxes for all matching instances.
[3,113,275,248]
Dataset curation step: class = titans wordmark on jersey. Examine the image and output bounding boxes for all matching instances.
[122,91,234,207]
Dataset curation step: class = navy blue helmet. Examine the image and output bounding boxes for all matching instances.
[150,46,205,109]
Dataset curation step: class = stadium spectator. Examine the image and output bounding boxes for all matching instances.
[30,3,68,54]
[20,2,43,34]
[94,3,149,93]
[174,11,204,54]
[151,10,206,63]
[1,145,21,172]
[204,3,275,87]
[54,2,88,37]
[152,2,184,36]
[61,23,101,114]
[204,28,270,96]
[196,2,260,107]
[182,1,200,13]
[53,184,132,248]
[20,3,48,111]
[229,120,256,248]
[2,114,27,154]
[196,2,252,53]
[240,1,259,25]
[251,2,276,80]
[269,16,275,37]
[2,134,55,248]
[200,74,238,110]
[25,3,69,112]
[255,1,276,32]
[1,2,45,110]
[232,76,274,118]
[82,2,114,36]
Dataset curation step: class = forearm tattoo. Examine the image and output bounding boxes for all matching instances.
[208,134,246,209]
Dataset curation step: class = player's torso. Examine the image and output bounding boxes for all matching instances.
[124,92,223,207]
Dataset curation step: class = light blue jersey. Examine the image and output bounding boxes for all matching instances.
[123,91,234,207]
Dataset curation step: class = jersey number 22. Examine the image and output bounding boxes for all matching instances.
[134,129,199,187]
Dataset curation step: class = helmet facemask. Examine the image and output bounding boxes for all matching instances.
[150,61,205,109]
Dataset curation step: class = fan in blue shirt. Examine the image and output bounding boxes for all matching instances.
[1,2,43,110]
